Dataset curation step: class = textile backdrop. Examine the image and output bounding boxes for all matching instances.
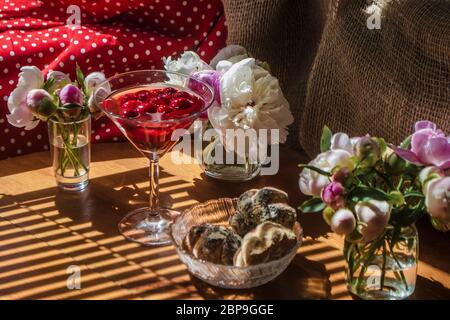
[0,0,227,159]
[223,0,450,156]
[2,0,449,159]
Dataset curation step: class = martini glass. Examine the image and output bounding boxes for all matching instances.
[93,70,214,246]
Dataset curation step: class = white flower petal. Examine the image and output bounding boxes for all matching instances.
[425,177,450,222]
[6,66,44,130]
[355,200,391,242]
[6,105,37,129]
[209,57,293,158]
[7,85,28,113]
[18,66,44,89]
[85,71,108,96]
[299,150,354,196]
[47,70,70,82]
[209,45,248,69]
[164,51,210,75]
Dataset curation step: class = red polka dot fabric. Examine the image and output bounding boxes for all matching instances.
[0,0,227,159]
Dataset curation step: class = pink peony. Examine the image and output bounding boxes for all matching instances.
[26,89,52,113]
[192,70,222,105]
[394,121,450,170]
[321,181,345,210]
[59,84,83,106]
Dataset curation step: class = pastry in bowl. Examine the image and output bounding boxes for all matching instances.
[234,221,297,267]
[230,187,296,237]
[171,189,302,289]
[182,224,242,265]
[253,187,289,206]
[236,189,258,214]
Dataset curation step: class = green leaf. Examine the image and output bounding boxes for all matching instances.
[320,125,332,152]
[298,197,326,213]
[38,97,58,118]
[347,186,392,202]
[390,206,426,227]
[346,228,364,243]
[60,103,82,110]
[374,137,387,154]
[404,191,424,199]
[43,78,55,92]
[400,135,412,149]
[76,63,86,94]
[298,164,331,177]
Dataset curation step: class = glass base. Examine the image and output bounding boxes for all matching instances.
[203,164,261,182]
[56,174,89,192]
[348,278,415,300]
[346,254,417,300]
[118,207,176,246]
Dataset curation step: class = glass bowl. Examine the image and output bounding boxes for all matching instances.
[170,198,303,289]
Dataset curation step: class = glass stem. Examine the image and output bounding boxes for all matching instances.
[149,157,159,213]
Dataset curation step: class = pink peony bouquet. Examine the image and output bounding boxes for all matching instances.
[299,121,449,237]
[7,64,106,129]
[7,65,106,182]
[298,122,449,298]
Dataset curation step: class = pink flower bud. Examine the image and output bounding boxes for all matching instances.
[26,89,51,114]
[330,209,356,235]
[321,181,345,210]
[59,84,83,106]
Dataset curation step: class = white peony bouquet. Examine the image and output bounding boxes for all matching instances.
[163,45,294,161]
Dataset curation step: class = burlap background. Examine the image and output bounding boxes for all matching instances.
[222,0,450,157]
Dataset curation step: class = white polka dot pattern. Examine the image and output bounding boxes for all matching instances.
[0,0,227,159]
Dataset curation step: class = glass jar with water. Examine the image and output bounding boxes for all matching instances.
[48,115,91,191]
[344,225,418,300]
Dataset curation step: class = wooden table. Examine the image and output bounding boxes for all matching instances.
[0,143,449,300]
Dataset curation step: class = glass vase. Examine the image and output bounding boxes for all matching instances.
[344,225,418,300]
[200,136,261,182]
[48,115,91,191]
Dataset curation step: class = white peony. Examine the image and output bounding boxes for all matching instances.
[209,45,248,69]
[163,51,211,76]
[46,70,70,92]
[85,72,109,115]
[419,166,444,192]
[299,149,354,196]
[208,58,294,158]
[330,132,360,155]
[331,208,356,235]
[355,200,391,242]
[424,177,450,223]
[6,66,44,130]
[84,72,107,95]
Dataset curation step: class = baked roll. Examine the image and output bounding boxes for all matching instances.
[182,224,210,253]
[236,189,258,214]
[230,187,295,237]
[259,203,297,230]
[234,221,297,267]
[183,224,242,265]
[253,187,289,206]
